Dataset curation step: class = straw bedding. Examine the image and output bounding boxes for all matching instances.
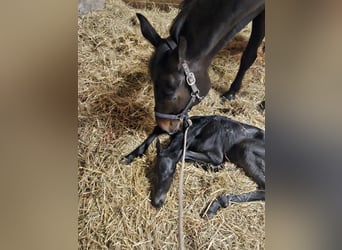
[78,0,265,249]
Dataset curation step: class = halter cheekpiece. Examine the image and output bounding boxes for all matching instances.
[154,39,203,124]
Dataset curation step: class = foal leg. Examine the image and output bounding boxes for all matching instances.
[123,126,164,164]
[259,100,266,111]
[223,10,265,100]
[228,138,265,188]
[185,150,225,172]
[202,139,265,218]
[202,190,265,218]
[194,162,225,172]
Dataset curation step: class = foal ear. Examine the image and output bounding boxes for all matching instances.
[178,36,187,64]
[136,13,163,47]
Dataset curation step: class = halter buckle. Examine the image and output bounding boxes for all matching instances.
[186,72,196,86]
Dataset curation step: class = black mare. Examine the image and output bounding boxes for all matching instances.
[124,0,265,163]
[136,0,265,134]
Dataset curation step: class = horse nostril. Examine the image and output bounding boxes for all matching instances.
[170,120,181,131]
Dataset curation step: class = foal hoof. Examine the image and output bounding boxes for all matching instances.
[201,195,231,219]
[201,201,221,219]
[201,205,217,219]
[258,100,265,111]
[201,210,215,220]
[120,156,133,165]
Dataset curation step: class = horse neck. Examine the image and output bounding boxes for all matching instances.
[170,20,220,66]
[170,0,263,65]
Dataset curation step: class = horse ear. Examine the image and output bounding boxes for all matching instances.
[178,36,187,67]
[136,13,163,47]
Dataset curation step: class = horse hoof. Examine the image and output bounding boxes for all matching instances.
[222,92,236,101]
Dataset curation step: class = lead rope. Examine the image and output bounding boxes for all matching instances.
[178,118,192,250]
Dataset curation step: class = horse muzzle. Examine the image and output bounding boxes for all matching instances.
[156,117,181,135]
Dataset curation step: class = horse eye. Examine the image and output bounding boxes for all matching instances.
[170,95,177,101]
[164,90,175,96]
[162,87,176,97]
[155,79,177,98]
[162,93,176,102]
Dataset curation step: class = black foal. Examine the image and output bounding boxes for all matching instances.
[153,116,265,218]
[125,115,265,218]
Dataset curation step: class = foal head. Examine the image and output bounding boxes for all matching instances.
[136,13,209,134]
[151,139,178,208]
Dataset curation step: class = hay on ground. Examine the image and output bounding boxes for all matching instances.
[78,0,265,249]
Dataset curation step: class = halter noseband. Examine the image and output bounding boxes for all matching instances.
[154,39,203,123]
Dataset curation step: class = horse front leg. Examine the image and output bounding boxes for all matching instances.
[223,10,265,100]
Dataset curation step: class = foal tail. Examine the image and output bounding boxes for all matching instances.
[202,190,265,219]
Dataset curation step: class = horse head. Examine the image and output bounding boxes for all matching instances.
[136,13,210,134]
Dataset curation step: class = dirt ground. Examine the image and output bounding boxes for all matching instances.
[78,0,265,249]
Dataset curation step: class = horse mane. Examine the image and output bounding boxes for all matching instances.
[149,0,196,72]
[169,0,197,43]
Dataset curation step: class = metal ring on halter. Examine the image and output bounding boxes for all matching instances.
[186,72,196,86]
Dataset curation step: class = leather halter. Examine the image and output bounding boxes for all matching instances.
[154,38,203,123]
